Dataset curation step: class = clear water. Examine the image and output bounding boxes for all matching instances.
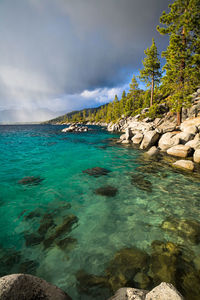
[1,124,200,299]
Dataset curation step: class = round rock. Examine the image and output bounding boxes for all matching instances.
[0,274,72,300]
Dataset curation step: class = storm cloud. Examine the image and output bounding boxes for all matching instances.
[0,0,171,122]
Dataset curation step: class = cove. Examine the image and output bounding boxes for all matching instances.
[1,124,200,300]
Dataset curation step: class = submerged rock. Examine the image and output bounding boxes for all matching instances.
[0,274,71,300]
[76,270,108,294]
[161,217,200,244]
[38,213,55,236]
[24,233,44,247]
[131,174,152,192]
[149,241,181,286]
[95,185,118,197]
[56,237,77,251]
[106,247,149,292]
[24,209,42,220]
[18,176,44,186]
[43,215,78,249]
[82,167,111,177]
[19,260,39,274]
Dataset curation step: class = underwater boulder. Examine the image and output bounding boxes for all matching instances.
[24,233,44,247]
[56,237,77,251]
[149,241,180,286]
[82,167,111,177]
[161,217,200,244]
[106,247,149,292]
[19,260,39,274]
[131,174,152,192]
[38,213,55,236]
[95,185,118,197]
[76,270,108,293]
[43,214,78,249]
[18,176,44,185]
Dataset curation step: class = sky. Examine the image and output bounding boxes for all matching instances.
[0,0,172,122]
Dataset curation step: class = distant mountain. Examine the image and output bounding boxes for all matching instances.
[0,108,63,124]
[44,103,108,124]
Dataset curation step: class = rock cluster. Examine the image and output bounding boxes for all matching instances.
[109,282,183,300]
[107,89,200,171]
[62,124,89,132]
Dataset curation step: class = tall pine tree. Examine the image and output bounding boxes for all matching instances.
[157,0,200,125]
[139,39,161,107]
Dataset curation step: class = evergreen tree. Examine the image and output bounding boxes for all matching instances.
[113,94,121,120]
[120,90,127,115]
[157,0,200,124]
[139,38,161,107]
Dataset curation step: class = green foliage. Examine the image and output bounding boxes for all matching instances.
[157,0,200,122]
[139,39,161,106]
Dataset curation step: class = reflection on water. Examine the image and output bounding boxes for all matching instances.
[0,124,200,299]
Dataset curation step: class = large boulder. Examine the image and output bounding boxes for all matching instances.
[173,160,194,171]
[146,282,184,300]
[125,127,134,140]
[167,145,192,158]
[175,131,194,144]
[180,117,200,134]
[0,274,71,300]
[140,130,160,150]
[194,149,200,163]
[158,132,180,151]
[132,132,144,145]
[185,133,200,149]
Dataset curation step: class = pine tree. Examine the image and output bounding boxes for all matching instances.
[120,90,127,116]
[157,0,200,125]
[139,39,161,107]
[113,94,121,120]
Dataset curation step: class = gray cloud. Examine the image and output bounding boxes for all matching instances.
[0,0,171,121]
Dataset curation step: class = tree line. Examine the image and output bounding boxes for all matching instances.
[61,0,200,125]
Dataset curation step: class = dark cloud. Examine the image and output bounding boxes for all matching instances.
[0,0,171,121]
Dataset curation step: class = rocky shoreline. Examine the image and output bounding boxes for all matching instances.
[106,88,200,172]
[0,274,184,300]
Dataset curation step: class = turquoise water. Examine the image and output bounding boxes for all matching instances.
[1,124,200,299]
